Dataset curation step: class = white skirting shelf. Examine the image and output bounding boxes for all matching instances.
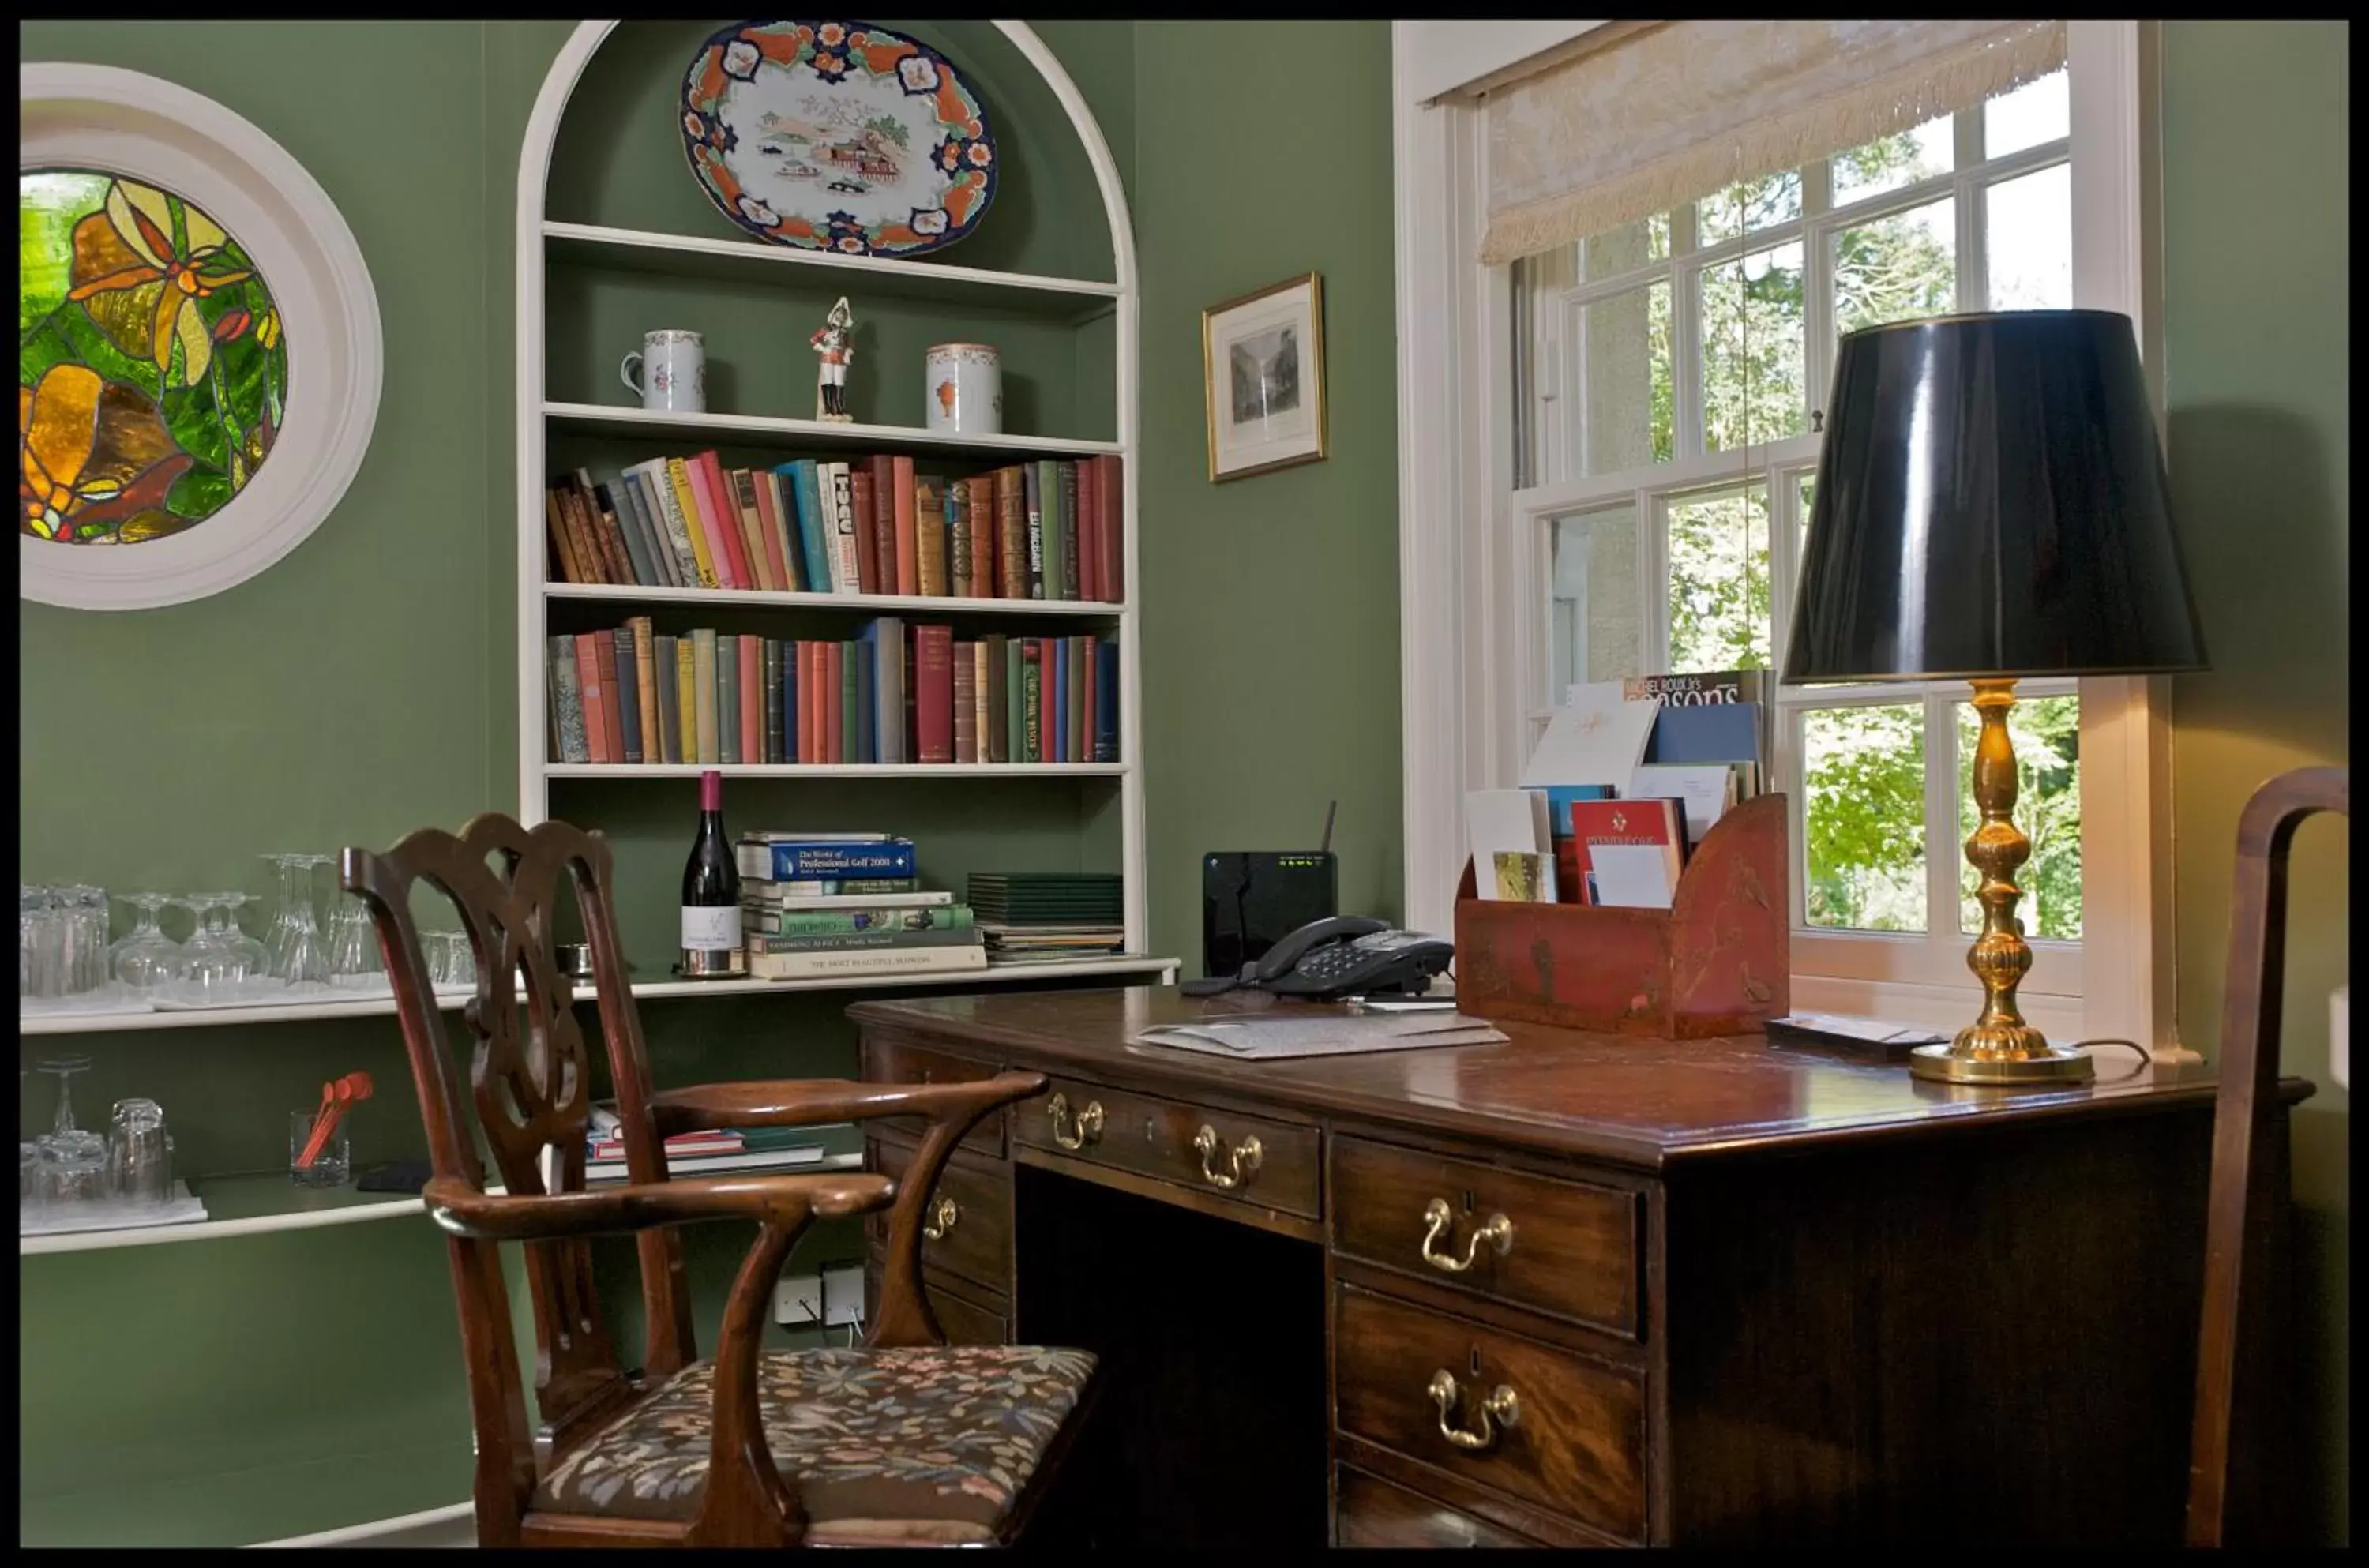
[17,956,1178,1035]
[546,762,1124,779]
[543,401,1121,460]
[19,1153,868,1257]
[545,582,1126,617]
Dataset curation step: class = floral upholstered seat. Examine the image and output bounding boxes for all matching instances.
[534,1344,1097,1543]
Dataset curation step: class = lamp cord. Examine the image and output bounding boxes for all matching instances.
[2071,1037,2154,1082]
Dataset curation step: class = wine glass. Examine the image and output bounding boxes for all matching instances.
[326,892,384,992]
[262,854,332,985]
[173,895,246,1006]
[35,1052,94,1138]
[215,893,272,983]
[111,893,186,993]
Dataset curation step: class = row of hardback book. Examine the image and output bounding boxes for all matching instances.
[543,453,1124,602]
[1470,670,1770,909]
[584,1103,858,1180]
[548,618,1120,767]
[738,835,987,981]
[967,872,1125,964]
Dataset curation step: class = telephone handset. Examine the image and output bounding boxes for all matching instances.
[1180,915,1454,1001]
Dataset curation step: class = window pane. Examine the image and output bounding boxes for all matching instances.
[1548,504,1645,692]
[1984,69,2069,158]
[1834,196,1957,337]
[1580,214,1669,281]
[1956,693,2082,939]
[1802,704,1928,932]
[1700,242,1807,452]
[1666,482,1770,673]
[1575,280,1673,478]
[1831,114,1954,207]
[1697,170,1801,246]
[1985,163,2071,310]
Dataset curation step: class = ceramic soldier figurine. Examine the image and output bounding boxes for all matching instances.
[812,296,855,423]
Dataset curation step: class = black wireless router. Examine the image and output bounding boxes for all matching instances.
[1201,801,1339,979]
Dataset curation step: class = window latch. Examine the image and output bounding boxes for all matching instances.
[1811,410,1825,433]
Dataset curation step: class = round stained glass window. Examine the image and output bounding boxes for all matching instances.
[20,170,289,546]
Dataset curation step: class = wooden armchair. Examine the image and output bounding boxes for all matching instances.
[2186,765,2346,1547]
[341,812,1096,1548]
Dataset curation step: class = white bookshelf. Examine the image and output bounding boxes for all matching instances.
[517,24,1152,970]
[16,958,1180,1037]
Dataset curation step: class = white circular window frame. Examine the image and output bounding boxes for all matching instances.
[19,63,381,611]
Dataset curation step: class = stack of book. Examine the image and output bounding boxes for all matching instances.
[1472,668,1770,910]
[543,452,1124,603]
[583,1104,861,1183]
[739,832,987,981]
[966,872,1125,966]
[548,621,1117,767]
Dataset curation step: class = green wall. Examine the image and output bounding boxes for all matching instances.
[1133,20,1405,958]
[2161,21,2350,1545]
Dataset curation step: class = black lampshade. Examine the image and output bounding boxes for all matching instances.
[1783,310,2206,684]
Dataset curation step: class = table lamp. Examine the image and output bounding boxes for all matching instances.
[1782,311,2206,1085]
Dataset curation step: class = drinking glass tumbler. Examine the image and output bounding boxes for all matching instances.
[291,1111,351,1188]
[37,1130,111,1203]
[110,1099,173,1205]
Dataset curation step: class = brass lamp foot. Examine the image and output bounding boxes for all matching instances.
[1915,678,2095,1088]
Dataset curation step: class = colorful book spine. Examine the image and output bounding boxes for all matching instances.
[599,479,654,587]
[1049,634,1066,763]
[692,628,719,764]
[994,466,1025,600]
[983,633,1008,763]
[694,452,753,590]
[947,478,972,599]
[623,471,679,589]
[738,468,787,592]
[841,638,862,763]
[783,460,831,593]
[952,640,978,763]
[744,906,974,936]
[891,455,918,595]
[762,470,802,592]
[852,636,875,763]
[745,925,980,955]
[745,943,987,981]
[739,839,919,880]
[1059,461,1081,602]
[973,640,992,760]
[718,632,741,765]
[628,615,659,764]
[828,462,862,595]
[914,625,954,763]
[850,467,879,595]
[636,461,700,588]
[674,638,697,763]
[739,633,762,768]
[550,636,589,762]
[1077,458,1098,610]
[665,457,720,588]
[1068,634,1087,761]
[1020,638,1042,762]
[555,483,606,585]
[1022,463,1045,599]
[873,617,903,766]
[1004,636,1023,763]
[613,622,643,764]
[543,489,587,584]
[761,640,783,764]
[653,633,682,764]
[1095,453,1124,602]
[575,471,633,585]
[868,455,898,595]
[1094,637,1119,762]
[914,475,946,598]
[591,629,625,763]
[823,640,843,764]
[574,635,607,763]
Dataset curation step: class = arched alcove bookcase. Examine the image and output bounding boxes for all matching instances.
[513,20,1155,978]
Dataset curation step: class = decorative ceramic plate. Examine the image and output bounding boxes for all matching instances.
[679,20,997,258]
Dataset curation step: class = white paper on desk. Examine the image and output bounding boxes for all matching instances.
[1519,681,1659,788]
[1588,843,1676,909]
[1132,1012,1507,1060]
[1465,788,1549,858]
[1628,764,1733,842]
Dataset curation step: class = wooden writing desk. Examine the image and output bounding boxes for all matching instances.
[850,987,2304,1548]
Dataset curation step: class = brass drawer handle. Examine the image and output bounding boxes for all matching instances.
[1191,1125,1263,1190]
[1046,1093,1104,1150]
[921,1195,959,1240]
[1427,1370,1519,1451]
[1421,1198,1514,1273]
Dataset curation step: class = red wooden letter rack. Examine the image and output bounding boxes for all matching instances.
[1455,791,1790,1037]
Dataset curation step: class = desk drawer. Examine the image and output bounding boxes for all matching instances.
[1334,1285,1645,1543]
[1331,1136,1639,1337]
[1336,1467,1535,1547]
[1013,1075,1321,1219]
[868,1134,1012,1297]
[860,1035,1006,1157]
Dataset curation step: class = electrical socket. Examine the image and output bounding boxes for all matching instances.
[774,1273,824,1327]
[822,1262,866,1330]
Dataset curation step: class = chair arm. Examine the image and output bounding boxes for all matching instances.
[650,1071,1046,1138]
[420,1171,893,1244]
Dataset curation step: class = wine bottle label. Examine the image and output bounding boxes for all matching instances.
[681,905,740,951]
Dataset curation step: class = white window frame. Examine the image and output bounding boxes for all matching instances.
[1393,21,2189,1058]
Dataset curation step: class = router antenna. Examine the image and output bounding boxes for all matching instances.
[1320,799,1337,856]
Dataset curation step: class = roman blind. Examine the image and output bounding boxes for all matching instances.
[1479,19,2067,266]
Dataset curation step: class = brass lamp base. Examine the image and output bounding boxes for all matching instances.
[1914,677,2095,1089]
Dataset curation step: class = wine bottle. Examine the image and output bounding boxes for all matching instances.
[680,768,743,977]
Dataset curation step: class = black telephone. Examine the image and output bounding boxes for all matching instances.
[1179,916,1454,1001]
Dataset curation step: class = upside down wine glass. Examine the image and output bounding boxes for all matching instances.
[262,854,332,986]
[111,893,186,993]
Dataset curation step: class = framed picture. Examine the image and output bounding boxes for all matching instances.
[1202,272,1326,482]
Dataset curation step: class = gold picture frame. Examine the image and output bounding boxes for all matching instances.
[1202,272,1327,482]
